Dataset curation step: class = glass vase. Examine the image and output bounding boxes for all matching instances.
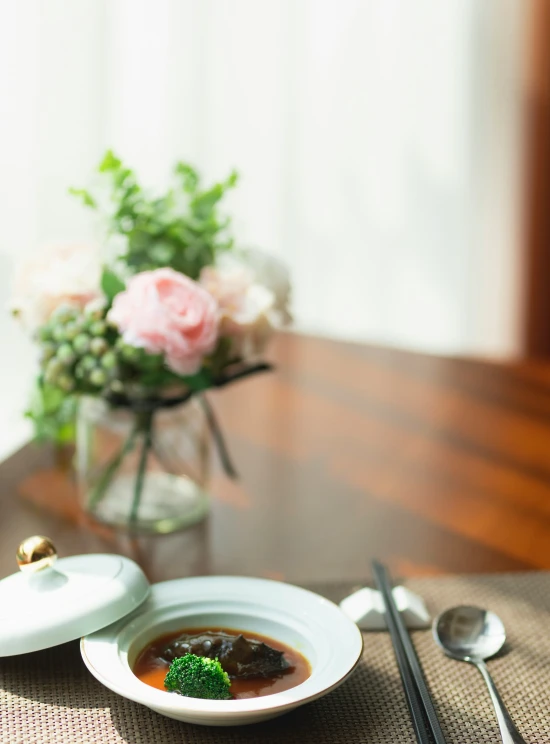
[76,396,210,533]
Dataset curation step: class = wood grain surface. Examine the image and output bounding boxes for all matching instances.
[1,333,550,584]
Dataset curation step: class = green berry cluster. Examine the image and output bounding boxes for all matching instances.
[37,303,123,394]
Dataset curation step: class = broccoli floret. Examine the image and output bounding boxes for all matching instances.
[164,654,231,700]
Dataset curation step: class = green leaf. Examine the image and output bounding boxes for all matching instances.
[26,382,77,444]
[101,268,126,303]
[53,419,77,445]
[175,162,199,193]
[68,187,97,209]
[73,150,239,279]
[209,336,233,377]
[190,171,238,221]
[226,170,239,188]
[99,149,122,172]
[181,368,214,392]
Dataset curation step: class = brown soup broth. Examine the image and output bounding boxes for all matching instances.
[133,626,311,699]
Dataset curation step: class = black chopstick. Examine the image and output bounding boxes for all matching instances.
[372,560,448,744]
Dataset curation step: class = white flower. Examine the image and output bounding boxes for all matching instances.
[240,248,292,325]
[11,242,101,331]
[200,252,290,358]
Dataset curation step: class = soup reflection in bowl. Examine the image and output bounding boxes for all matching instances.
[81,576,363,727]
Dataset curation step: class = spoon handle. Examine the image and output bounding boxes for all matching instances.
[473,660,527,744]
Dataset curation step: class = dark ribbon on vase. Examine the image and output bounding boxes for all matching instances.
[104,361,273,480]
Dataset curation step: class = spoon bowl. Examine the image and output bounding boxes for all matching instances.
[433,605,506,661]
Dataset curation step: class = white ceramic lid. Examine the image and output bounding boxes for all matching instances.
[0,536,150,656]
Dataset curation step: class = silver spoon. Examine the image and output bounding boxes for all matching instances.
[433,605,527,744]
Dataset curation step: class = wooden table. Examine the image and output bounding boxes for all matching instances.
[2,333,550,585]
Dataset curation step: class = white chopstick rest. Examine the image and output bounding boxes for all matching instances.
[339,586,431,630]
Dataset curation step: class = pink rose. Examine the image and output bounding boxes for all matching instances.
[108,268,219,375]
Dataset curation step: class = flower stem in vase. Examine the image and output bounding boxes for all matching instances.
[130,410,154,526]
[198,394,237,479]
[87,424,138,511]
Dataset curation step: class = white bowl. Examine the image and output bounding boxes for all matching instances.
[81,576,363,726]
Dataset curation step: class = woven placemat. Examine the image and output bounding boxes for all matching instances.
[1,572,549,744]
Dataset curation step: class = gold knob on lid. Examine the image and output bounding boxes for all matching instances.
[16,536,58,573]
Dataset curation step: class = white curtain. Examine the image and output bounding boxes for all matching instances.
[0,0,527,456]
